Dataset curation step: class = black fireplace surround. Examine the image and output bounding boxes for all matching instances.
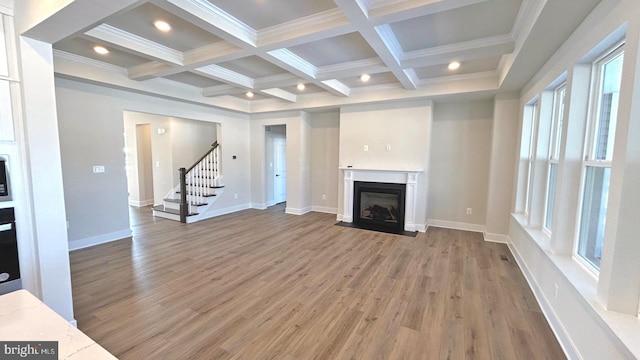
[354,181,406,234]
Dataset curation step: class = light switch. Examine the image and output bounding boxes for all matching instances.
[386,144,391,152]
[363,145,369,152]
[92,165,105,173]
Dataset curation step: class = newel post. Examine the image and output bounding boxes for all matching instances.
[179,167,187,223]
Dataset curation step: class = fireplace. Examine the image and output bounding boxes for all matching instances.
[354,181,406,234]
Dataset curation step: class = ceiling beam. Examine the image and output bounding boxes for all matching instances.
[259,88,297,102]
[85,24,183,65]
[334,0,418,89]
[195,65,254,88]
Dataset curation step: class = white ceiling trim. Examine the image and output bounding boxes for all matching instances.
[334,0,417,90]
[369,0,488,25]
[402,34,515,68]
[166,0,257,47]
[321,79,351,97]
[257,8,355,50]
[53,49,128,75]
[85,24,184,65]
[260,88,297,102]
[195,64,254,88]
[254,73,304,89]
[202,84,243,97]
[183,41,243,67]
[128,61,175,80]
[265,49,317,78]
[317,57,388,80]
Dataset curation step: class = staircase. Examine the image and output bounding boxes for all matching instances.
[152,142,224,223]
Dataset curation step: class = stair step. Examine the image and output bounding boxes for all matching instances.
[163,198,208,207]
[175,191,217,197]
[153,205,198,216]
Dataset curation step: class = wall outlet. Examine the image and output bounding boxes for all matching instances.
[322,194,326,200]
[386,144,391,152]
[234,193,238,199]
[92,165,105,173]
[363,145,369,152]
[466,208,472,215]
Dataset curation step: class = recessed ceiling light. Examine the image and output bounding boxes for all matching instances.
[448,61,461,70]
[246,91,254,98]
[154,20,171,32]
[297,83,306,91]
[360,74,371,82]
[93,46,109,55]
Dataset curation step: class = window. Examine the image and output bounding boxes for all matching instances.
[544,85,566,232]
[524,101,538,217]
[576,45,624,272]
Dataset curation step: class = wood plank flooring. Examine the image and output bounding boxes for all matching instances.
[70,204,565,359]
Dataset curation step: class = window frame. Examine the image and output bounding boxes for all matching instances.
[542,85,566,234]
[573,44,624,275]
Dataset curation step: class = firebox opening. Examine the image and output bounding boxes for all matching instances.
[354,181,406,234]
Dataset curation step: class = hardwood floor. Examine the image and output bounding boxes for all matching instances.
[70,204,565,359]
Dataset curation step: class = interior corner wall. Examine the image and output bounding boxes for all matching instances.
[428,100,493,227]
[337,100,431,229]
[310,110,340,213]
[485,94,519,239]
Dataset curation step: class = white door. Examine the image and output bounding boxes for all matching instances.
[274,138,287,203]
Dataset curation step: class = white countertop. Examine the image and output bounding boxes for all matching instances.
[0,290,117,359]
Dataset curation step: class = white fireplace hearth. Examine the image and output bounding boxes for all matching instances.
[339,167,423,232]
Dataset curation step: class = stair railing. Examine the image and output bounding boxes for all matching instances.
[179,141,221,223]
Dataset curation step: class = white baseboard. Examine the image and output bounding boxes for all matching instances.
[336,214,344,221]
[129,199,153,207]
[506,239,579,360]
[68,229,132,251]
[484,232,510,244]
[427,219,485,233]
[251,203,267,210]
[286,206,312,215]
[194,203,251,222]
[415,224,427,232]
[311,206,337,214]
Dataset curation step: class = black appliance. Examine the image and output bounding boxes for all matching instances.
[0,207,20,294]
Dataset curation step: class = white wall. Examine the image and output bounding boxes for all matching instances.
[338,100,432,230]
[428,100,493,228]
[250,112,312,214]
[310,111,340,213]
[510,0,640,358]
[55,78,250,249]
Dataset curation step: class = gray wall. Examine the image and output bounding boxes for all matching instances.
[55,77,250,246]
[310,110,340,213]
[428,100,493,225]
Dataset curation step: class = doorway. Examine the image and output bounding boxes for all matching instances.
[274,137,287,204]
[266,125,286,207]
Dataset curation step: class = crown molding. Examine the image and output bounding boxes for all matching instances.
[128,61,175,80]
[167,0,257,47]
[202,84,244,97]
[85,24,183,65]
[321,79,351,97]
[260,88,297,103]
[265,49,317,78]
[402,34,515,68]
[317,57,388,80]
[183,41,243,66]
[254,73,302,90]
[53,49,128,75]
[195,64,254,89]
[258,8,353,49]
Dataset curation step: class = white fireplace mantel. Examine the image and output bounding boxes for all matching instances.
[339,167,423,232]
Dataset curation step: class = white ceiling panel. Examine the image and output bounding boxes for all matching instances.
[391,0,522,51]
[104,3,223,52]
[288,32,378,67]
[205,0,337,30]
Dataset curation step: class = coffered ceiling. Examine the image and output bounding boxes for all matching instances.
[47,0,602,113]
